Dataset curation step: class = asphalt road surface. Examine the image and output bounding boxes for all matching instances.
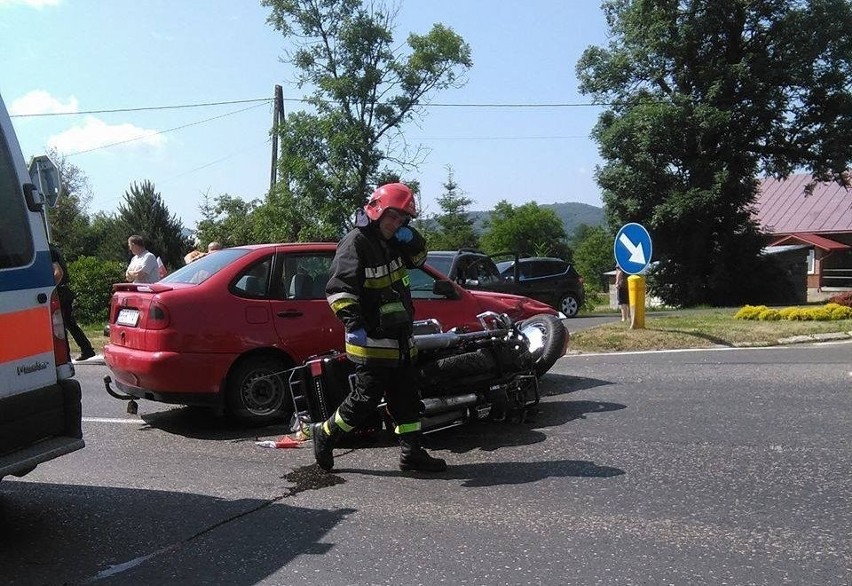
[2,341,850,585]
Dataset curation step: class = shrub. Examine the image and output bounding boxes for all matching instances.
[806,307,832,321]
[827,291,852,308]
[828,305,852,319]
[69,256,126,324]
[734,305,768,320]
[757,308,780,320]
[777,307,800,320]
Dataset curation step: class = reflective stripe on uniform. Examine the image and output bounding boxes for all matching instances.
[363,264,409,290]
[395,421,421,434]
[324,409,354,433]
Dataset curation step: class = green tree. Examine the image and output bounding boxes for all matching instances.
[194,191,262,248]
[114,180,190,270]
[572,225,615,291]
[480,201,570,259]
[262,0,472,239]
[68,256,125,324]
[46,148,93,261]
[577,0,852,307]
[430,166,477,250]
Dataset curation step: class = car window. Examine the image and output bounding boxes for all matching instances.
[408,267,444,299]
[0,132,34,269]
[528,260,568,278]
[278,252,334,300]
[233,255,273,298]
[425,254,452,277]
[463,257,502,285]
[161,248,250,285]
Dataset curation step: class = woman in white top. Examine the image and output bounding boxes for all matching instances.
[125,235,160,283]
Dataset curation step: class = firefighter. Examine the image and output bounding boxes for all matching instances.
[312,182,447,473]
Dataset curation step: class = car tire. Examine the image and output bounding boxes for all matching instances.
[226,355,293,425]
[518,314,568,376]
[558,294,580,318]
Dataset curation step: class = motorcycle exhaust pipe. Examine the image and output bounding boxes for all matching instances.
[414,329,511,351]
[420,393,479,415]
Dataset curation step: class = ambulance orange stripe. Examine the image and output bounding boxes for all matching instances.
[0,306,53,361]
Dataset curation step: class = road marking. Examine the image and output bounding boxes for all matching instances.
[82,417,144,424]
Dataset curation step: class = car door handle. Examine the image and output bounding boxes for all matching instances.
[277,309,304,318]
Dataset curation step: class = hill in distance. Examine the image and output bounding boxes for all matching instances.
[467,202,606,237]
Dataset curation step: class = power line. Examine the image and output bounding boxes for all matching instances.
[11,97,271,118]
[66,102,270,157]
[12,96,606,118]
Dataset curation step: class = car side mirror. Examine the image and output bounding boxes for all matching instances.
[433,279,459,299]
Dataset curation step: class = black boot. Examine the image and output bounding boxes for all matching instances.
[399,433,447,472]
[311,415,347,471]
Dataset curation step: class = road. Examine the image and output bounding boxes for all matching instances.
[2,341,850,585]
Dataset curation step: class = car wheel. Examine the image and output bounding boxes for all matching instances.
[558,294,580,318]
[226,355,293,425]
[519,314,568,376]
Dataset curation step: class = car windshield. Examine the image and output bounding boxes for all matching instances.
[426,254,453,277]
[160,248,251,285]
[495,261,513,274]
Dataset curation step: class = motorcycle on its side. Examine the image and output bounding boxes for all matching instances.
[287,312,568,435]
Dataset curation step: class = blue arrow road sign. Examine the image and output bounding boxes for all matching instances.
[614,223,653,274]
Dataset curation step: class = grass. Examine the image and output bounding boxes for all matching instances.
[570,307,852,353]
[73,324,110,355]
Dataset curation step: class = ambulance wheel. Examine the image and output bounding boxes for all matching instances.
[226,355,293,425]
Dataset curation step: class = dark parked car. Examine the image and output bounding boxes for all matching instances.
[426,250,584,317]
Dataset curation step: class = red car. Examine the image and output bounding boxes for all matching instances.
[104,243,561,423]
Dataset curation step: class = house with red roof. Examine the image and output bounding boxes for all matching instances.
[755,174,852,298]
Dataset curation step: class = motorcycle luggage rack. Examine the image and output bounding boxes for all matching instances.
[287,355,357,425]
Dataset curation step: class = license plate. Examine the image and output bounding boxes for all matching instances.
[116,308,139,326]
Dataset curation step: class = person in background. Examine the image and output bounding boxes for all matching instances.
[615,266,630,322]
[125,235,159,283]
[184,241,223,264]
[311,182,447,474]
[50,244,96,361]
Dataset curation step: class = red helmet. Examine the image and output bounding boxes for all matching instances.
[364,183,417,221]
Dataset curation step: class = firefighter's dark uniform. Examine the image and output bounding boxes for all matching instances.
[312,219,445,472]
[326,219,425,431]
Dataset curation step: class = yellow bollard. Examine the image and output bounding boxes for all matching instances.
[627,275,645,329]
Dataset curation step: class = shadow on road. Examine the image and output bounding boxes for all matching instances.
[538,372,613,396]
[138,407,291,441]
[338,458,625,487]
[0,481,353,585]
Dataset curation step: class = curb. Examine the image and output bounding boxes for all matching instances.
[777,332,852,345]
[72,354,105,366]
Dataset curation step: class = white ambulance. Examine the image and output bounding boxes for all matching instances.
[0,92,84,480]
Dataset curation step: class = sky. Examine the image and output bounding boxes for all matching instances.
[1,0,610,229]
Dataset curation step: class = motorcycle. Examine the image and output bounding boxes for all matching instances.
[286,312,568,435]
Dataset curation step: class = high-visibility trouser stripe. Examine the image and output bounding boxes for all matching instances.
[395,421,421,435]
[324,409,354,433]
[0,306,53,362]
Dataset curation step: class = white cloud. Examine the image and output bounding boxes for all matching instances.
[48,116,167,154]
[0,0,61,8]
[10,90,78,115]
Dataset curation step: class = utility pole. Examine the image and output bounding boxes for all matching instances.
[270,85,285,191]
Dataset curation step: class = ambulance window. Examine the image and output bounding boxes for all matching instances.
[0,133,34,269]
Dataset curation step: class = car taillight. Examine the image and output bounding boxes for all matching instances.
[50,290,72,367]
[146,301,170,330]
